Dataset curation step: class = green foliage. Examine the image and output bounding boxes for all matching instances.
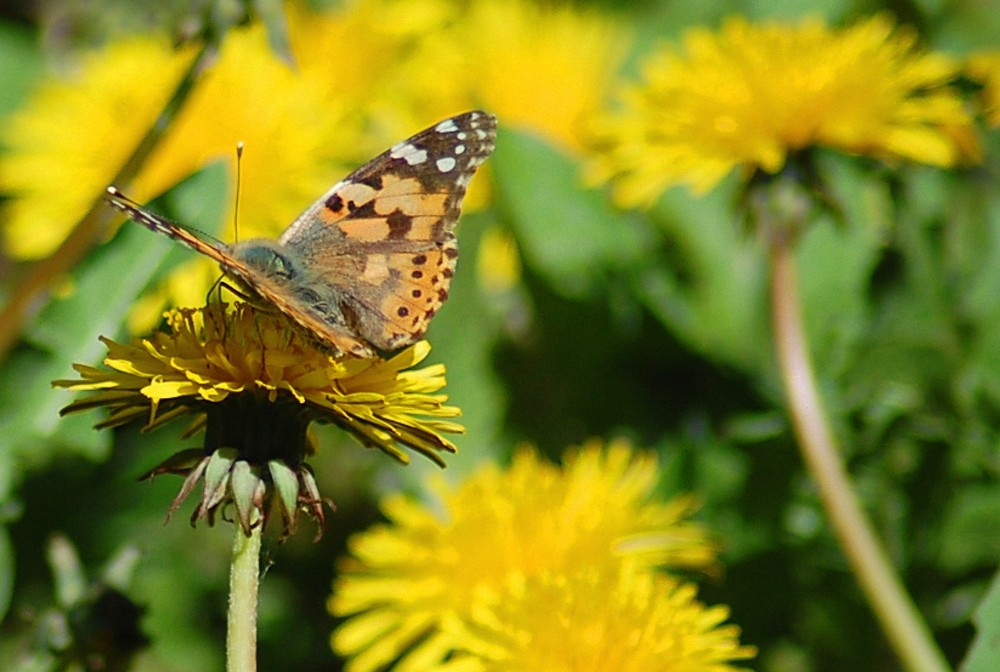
[0,163,229,471]
[492,126,647,297]
[0,23,42,120]
[964,573,1000,672]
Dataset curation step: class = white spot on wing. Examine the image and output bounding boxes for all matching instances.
[390,142,428,166]
[454,144,466,154]
[435,118,459,133]
[436,156,457,173]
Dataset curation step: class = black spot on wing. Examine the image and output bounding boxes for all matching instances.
[326,193,344,213]
[356,174,384,190]
[386,211,413,239]
[348,200,377,218]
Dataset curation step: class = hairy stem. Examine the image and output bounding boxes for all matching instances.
[769,237,950,672]
[227,521,261,672]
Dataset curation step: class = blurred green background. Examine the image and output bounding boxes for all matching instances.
[1,0,999,670]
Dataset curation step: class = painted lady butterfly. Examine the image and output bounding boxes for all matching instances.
[106,111,497,357]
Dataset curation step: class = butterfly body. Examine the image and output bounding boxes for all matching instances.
[106,110,497,357]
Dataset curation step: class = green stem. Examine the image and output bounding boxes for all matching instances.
[769,237,950,672]
[227,521,261,672]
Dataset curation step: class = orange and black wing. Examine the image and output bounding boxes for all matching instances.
[275,110,497,350]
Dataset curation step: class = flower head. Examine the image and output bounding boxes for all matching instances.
[54,302,463,535]
[590,14,979,204]
[459,0,629,153]
[456,568,755,672]
[330,440,719,671]
[0,37,196,259]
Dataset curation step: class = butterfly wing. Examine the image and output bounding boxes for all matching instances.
[106,187,374,356]
[275,110,497,350]
[104,187,233,263]
[105,110,497,357]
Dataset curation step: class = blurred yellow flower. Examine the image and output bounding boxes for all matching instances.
[460,0,629,152]
[287,0,459,142]
[456,568,755,672]
[0,37,195,259]
[330,440,719,672]
[967,51,1000,127]
[151,21,356,243]
[476,224,521,295]
[293,0,628,154]
[591,14,979,204]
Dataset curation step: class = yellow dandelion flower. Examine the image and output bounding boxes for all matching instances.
[456,568,755,672]
[284,0,500,211]
[286,0,456,134]
[330,440,718,672]
[967,51,1000,127]
[591,14,978,204]
[53,302,463,534]
[460,0,629,153]
[138,21,356,243]
[0,37,196,259]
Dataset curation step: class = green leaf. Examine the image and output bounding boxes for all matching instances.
[635,156,887,387]
[963,570,1000,672]
[0,163,229,472]
[491,127,646,297]
[0,22,44,119]
[0,524,14,622]
[633,183,771,377]
[268,459,298,522]
[229,460,262,534]
[938,485,1000,574]
[253,0,294,63]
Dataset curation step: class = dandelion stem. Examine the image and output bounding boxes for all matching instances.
[769,236,950,672]
[0,42,215,361]
[227,520,261,672]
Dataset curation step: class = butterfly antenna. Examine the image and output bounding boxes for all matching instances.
[233,141,244,242]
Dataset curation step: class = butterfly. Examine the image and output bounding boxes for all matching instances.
[105,110,497,358]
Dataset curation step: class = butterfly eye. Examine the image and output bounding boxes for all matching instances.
[233,244,298,282]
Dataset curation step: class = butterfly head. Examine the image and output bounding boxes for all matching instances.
[229,239,301,284]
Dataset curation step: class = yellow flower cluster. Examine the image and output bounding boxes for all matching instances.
[330,440,754,671]
[0,0,626,257]
[591,14,978,204]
